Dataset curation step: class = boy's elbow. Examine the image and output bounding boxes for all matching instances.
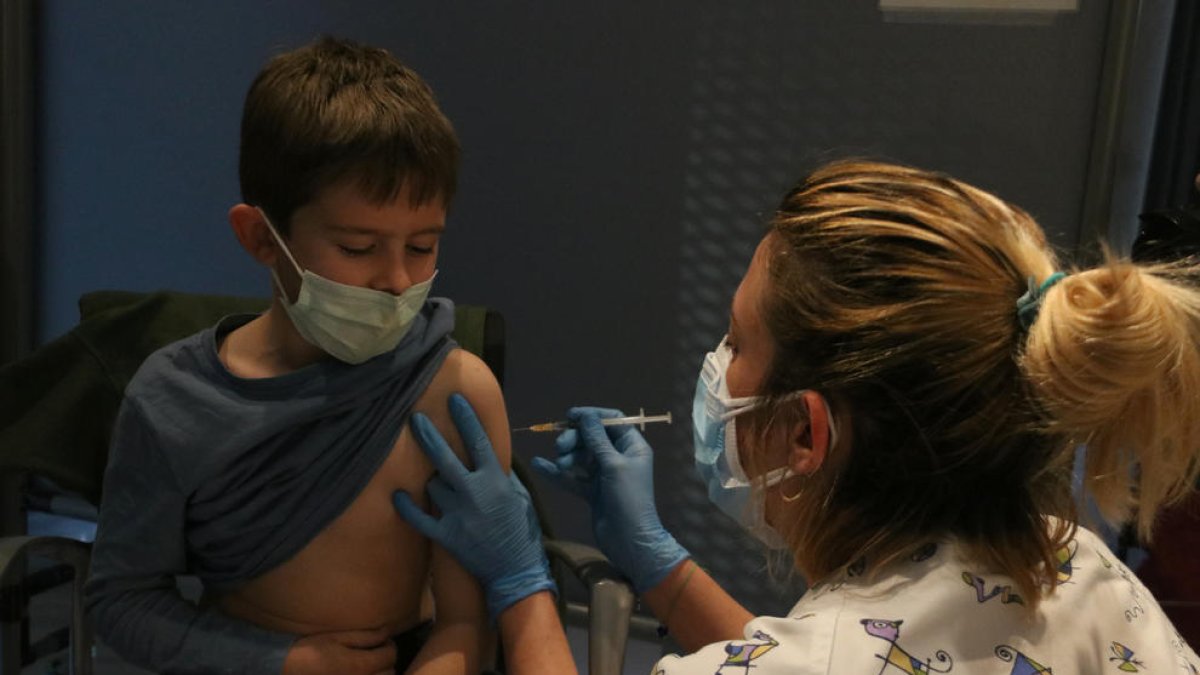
[84,574,170,644]
[84,584,132,654]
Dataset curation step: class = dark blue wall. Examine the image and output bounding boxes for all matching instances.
[38,1,1111,615]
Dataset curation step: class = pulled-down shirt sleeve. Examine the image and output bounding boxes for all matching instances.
[85,399,296,675]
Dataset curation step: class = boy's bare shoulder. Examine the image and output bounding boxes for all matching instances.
[424,347,503,406]
[413,347,511,465]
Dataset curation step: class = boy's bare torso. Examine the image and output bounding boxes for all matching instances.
[217,423,435,635]
[215,345,478,638]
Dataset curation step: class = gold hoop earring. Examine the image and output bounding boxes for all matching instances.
[780,476,805,503]
[780,468,820,502]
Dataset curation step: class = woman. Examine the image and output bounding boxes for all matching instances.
[395,160,1200,673]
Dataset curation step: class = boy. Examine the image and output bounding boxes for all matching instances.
[85,36,510,674]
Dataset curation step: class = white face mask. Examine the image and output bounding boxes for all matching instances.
[692,337,838,549]
[262,211,435,364]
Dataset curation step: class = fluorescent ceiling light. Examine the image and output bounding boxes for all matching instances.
[881,0,1077,10]
[880,0,1078,25]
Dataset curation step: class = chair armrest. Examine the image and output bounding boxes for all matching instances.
[543,539,634,675]
[0,534,92,582]
[0,535,93,675]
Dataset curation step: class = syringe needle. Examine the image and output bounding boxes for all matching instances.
[512,421,568,433]
[513,409,672,433]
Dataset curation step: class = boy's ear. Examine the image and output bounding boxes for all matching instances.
[229,203,277,266]
[787,390,834,477]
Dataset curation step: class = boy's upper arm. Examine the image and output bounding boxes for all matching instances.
[423,347,511,473]
[422,347,512,622]
[405,348,509,669]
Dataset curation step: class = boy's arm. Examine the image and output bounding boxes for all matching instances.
[405,349,510,673]
[86,400,296,674]
[403,544,491,673]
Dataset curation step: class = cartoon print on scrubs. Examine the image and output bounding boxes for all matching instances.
[1051,540,1078,584]
[1108,642,1145,672]
[1170,633,1199,673]
[715,630,779,674]
[962,571,1024,606]
[993,645,1052,674]
[911,543,938,563]
[820,556,869,595]
[1111,554,1148,623]
[861,619,953,674]
[1092,546,1149,623]
[967,541,1073,606]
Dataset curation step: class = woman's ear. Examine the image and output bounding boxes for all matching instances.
[787,390,833,477]
[229,203,277,266]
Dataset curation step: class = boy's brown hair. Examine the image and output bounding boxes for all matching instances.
[239,36,459,233]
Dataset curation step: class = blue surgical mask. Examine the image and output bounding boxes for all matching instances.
[262,211,435,364]
[692,337,838,549]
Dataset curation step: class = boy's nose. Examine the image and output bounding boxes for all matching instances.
[371,259,412,296]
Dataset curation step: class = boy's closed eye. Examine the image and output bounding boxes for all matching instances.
[338,244,376,256]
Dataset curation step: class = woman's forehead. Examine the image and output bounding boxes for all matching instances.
[732,238,773,331]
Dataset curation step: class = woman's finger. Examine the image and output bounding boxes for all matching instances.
[392,490,442,539]
[410,412,469,484]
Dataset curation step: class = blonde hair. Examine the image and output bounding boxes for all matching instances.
[745,160,1200,606]
[1025,258,1200,537]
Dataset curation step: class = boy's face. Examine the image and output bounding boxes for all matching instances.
[275,180,445,300]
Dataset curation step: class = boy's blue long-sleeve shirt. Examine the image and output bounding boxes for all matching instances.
[85,299,455,674]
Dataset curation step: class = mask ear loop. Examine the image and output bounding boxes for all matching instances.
[779,393,839,503]
[718,400,760,423]
[258,208,309,307]
[257,208,305,277]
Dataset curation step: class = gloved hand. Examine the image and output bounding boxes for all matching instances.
[531,407,689,593]
[393,393,556,620]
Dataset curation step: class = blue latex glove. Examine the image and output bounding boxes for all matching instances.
[393,393,556,620]
[531,407,689,593]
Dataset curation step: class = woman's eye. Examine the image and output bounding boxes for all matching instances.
[407,244,435,255]
[338,244,374,256]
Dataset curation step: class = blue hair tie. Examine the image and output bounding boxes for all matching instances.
[1016,272,1066,331]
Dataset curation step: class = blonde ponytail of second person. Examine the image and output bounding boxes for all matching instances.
[1021,258,1200,539]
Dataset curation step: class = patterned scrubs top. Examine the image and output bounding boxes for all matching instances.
[652,526,1198,675]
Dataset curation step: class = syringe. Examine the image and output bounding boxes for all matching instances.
[513,408,673,433]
